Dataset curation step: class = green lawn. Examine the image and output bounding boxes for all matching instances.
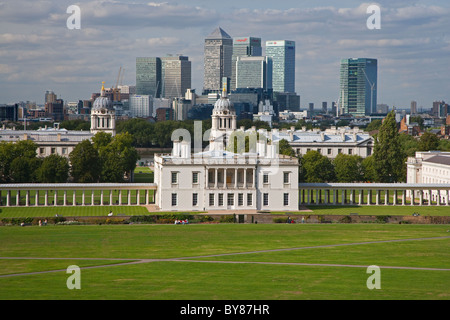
[0,205,150,218]
[306,205,450,216]
[0,224,448,300]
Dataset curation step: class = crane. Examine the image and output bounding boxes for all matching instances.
[113,66,122,101]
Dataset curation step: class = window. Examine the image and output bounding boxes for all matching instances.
[218,193,224,206]
[263,193,269,206]
[238,193,243,206]
[247,193,253,206]
[263,173,269,184]
[51,148,56,154]
[39,148,45,154]
[283,193,289,206]
[171,172,178,184]
[283,172,290,184]
[338,149,342,154]
[62,148,67,155]
[327,148,332,155]
[171,193,177,206]
[348,149,353,155]
[209,194,215,206]
[227,193,234,206]
[192,172,199,184]
[192,193,198,206]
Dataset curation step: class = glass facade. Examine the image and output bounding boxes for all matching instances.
[339,58,377,116]
[236,56,272,90]
[265,40,295,93]
[203,28,233,94]
[231,37,262,90]
[161,56,191,100]
[136,57,161,98]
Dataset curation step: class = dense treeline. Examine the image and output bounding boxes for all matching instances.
[0,132,139,183]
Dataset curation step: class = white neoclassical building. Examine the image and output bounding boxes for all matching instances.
[154,88,299,212]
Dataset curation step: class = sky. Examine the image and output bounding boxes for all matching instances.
[0,0,449,110]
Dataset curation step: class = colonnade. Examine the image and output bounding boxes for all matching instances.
[299,183,450,206]
[207,167,256,189]
[0,184,157,207]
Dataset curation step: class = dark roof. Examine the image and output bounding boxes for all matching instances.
[424,155,450,166]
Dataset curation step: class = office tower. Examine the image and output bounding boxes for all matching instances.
[309,103,314,113]
[265,40,295,93]
[322,102,327,114]
[161,55,191,100]
[136,57,161,98]
[231,37,262,90]
[203,27,233,94]
[331,101,337,116]
[236,56,272,90]
[45,90,57,104]
[410,101,417,115]
[129,94,152,118]
[339,58,377,116]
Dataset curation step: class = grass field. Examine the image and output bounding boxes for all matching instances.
[0,223,448,300]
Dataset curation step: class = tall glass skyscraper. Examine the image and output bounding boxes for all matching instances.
[231,37,262,90]
[161,56,191,100]
[236,56,272,90]
[136,57,161,98]
[265,40,295,93]
[203,27,233,94]
[339,58,377,116]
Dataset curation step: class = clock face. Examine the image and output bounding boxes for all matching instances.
[101,109,106,114]
[223,111,227,115]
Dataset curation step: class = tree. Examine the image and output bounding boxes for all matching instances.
[365,119,382,132]
[278,139,296,157]
[36,154,69,183]
[361,155,377,182]
[333,153,364,182]
[417,131,439,151]
[300,150,335,182]
[69,139,101,182]
[0,140,39,183]
[372,111,406,182]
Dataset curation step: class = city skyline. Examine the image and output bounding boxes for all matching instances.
[0,0,449,109]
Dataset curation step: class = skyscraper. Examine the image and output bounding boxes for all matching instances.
[339,58,377,116]
[161,55,191,100]
[235,56,272,90]
[231,37,262,90]
[410,101,417,115]
[203,27,233,94]
[136,57,162,98]
[265,40,295,93]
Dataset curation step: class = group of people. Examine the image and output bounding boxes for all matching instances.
[286,217,306,224]
[174,219,189,225]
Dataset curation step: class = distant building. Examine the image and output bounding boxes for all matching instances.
[271,126,374,159]
[265,40,295,93]
[161,55,191,100]
[339,58,377,116]
[410,101,417,115]
[136,57,162,97]
[0,104,18,122]
[203,27,233,94]
[156,107,173,121]
[129,94,152,118]
[236,56,272,91]
[231,36,262,90]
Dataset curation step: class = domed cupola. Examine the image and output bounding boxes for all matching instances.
[209,86,237,151]
[90,82,116,136]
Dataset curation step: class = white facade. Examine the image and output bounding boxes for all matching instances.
[407,151,450,203]
[154,88,299,211]
[129,94,152,118]
[270,127,374,159]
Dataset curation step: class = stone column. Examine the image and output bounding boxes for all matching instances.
[243,168,247,189]
[100,190,104,205]
[110,190,113,205]
[6,190,10,207]
[137,190,140,205]
[393,190,397,205]
[16,190,20,206]
[35,190,39,207]
[25,190,29,207]
[45,190,48,206]
[82,190,85,206]
[410,190,415,206]
[367,190,371,205]
[252,169,256,189]
[358,190,362,205]
[401,190,406,206]
[54,190,58,206]
[419,190,423,206]
[214,169,218,189]
[428,190,432,206]
[234,168,238,189]
[127,190,131,205]
[63,190,67,206]
[73,191,76,206]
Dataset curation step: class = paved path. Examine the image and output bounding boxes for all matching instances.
[1,236,449,278]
